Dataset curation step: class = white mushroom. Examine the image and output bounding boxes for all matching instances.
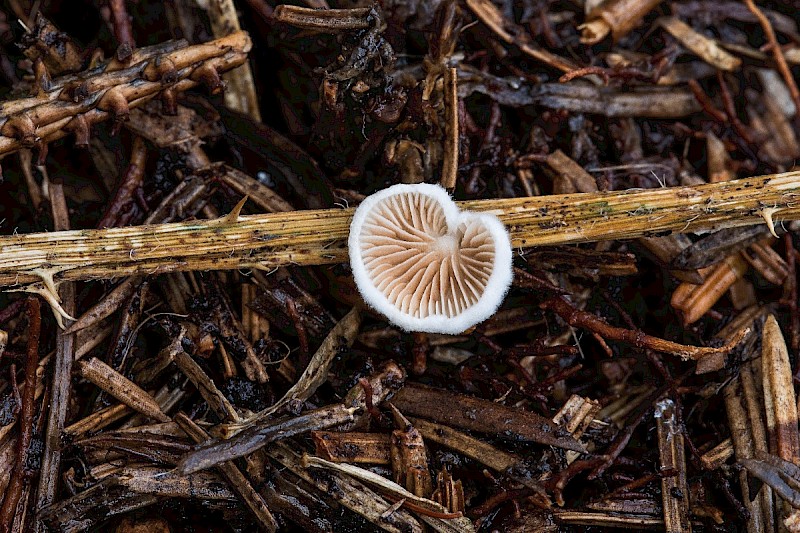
[349,183,513,334]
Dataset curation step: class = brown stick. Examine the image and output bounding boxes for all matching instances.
[97,135,148,229]
[541,296,748,360]
[743,0,800,119]
[109,0,136,55]
[34,180,76,520]
[687,79,728,123]
[0,297,41,533]
[174,413,278,532]
[440,67,459,190]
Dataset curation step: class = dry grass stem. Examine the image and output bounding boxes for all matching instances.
[554,510,664,528]
[1,171,799,288]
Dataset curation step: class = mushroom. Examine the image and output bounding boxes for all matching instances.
[349,183,513,334]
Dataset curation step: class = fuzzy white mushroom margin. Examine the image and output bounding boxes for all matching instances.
[348,183,513,334]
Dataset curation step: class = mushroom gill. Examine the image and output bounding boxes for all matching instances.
[349,183,513,334]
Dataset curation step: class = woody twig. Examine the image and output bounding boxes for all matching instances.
[0,31,252,159]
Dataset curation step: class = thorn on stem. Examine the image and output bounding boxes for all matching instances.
[160,88,177,116]
[760,207,780,238]
[71,81,91,102]
[1,115,37,147]
[33,59,52,95]
[192,64,224,95]
[145,56,178,84]
[223,196,249,224]
[99,88,130,134]
[7,283,74,329]
[115,42,134,63]
[36,142,48,166]
[67,115,91,147]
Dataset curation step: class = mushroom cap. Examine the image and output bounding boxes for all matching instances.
[349,183,513,334]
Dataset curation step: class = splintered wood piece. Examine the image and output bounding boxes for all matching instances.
[36,182,76,517]
[580,0,662,43]
[406,417,511,472]
[76,430,192,465]
[75,358,169,423]
[742,239,789,285]
[389,405,433,498]
[65,276,144,334]
[38,466,236,532]
[432,470,465,515]
[546,149,598,194]
[303,454,474,532]
[655,399,691,533]
[173,345,240,422]
[175,413,278,533]
[64,403,131,436]
[553,395,601,439]
[699,438,734,470]
[218,165,294,213]
[658,17,741,72]
[724,377,773,531]
[391,383,585,452]
[553,395,601,463]
[312,431,392,464]
[762,315,800,464]
[267,442,425,533]
[671,253,749,325]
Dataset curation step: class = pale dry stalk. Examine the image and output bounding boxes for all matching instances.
[1,170,799,289]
